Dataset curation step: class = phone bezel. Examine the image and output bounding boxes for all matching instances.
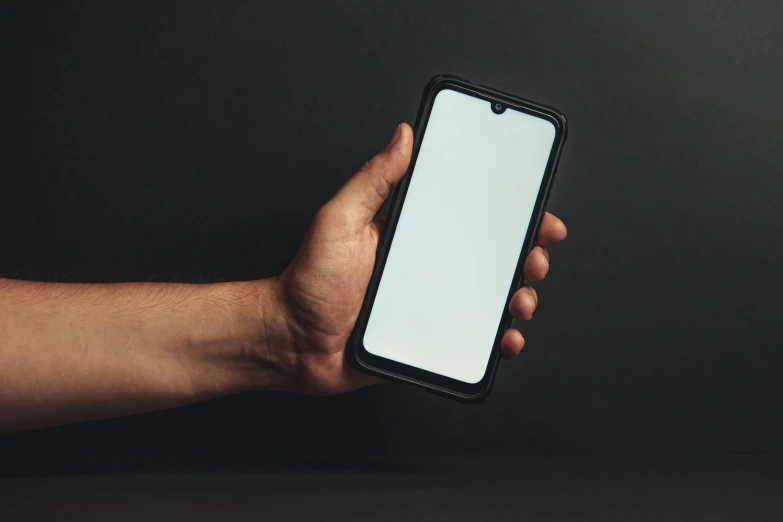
[347,75,568,402]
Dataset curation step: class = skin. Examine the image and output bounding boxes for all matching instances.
[0,123,566,433]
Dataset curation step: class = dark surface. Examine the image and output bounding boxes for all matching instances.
[2,0,783,459]
[2,457,783,521]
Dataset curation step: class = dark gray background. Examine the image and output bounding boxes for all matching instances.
[1,0,782,459]
[3,457,783,521]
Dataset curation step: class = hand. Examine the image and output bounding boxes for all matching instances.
[267,123,567,395]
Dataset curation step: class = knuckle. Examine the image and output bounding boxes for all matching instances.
[358,160,373,174]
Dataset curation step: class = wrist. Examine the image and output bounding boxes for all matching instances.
[250,276,299,393]
[228,277,300,394]
[178,279,296,398]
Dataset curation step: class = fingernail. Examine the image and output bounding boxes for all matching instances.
[388,124,402,150]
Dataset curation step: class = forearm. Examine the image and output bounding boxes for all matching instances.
[0,277,292,433]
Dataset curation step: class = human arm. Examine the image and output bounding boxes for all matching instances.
[0,123,566,433]
[0,277,290,433]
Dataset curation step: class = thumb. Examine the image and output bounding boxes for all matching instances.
[328,123,413,230]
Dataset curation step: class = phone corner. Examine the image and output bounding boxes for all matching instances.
[557,111,568,130]
[543,106,567,133]
[429,73,471,83]
[424,73,471,95]
[426,373,496,404]
[344,335,363,370]
[451,384,494,405]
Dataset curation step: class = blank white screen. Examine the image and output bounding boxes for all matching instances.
[363,89,556,383]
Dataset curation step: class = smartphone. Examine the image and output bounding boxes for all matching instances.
[347,74,568,402]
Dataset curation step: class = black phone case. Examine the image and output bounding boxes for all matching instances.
[347,74,568,403]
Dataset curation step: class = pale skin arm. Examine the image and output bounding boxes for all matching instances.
[0,123,567,433]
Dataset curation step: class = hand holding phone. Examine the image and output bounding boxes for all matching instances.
[274,75,567,400]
